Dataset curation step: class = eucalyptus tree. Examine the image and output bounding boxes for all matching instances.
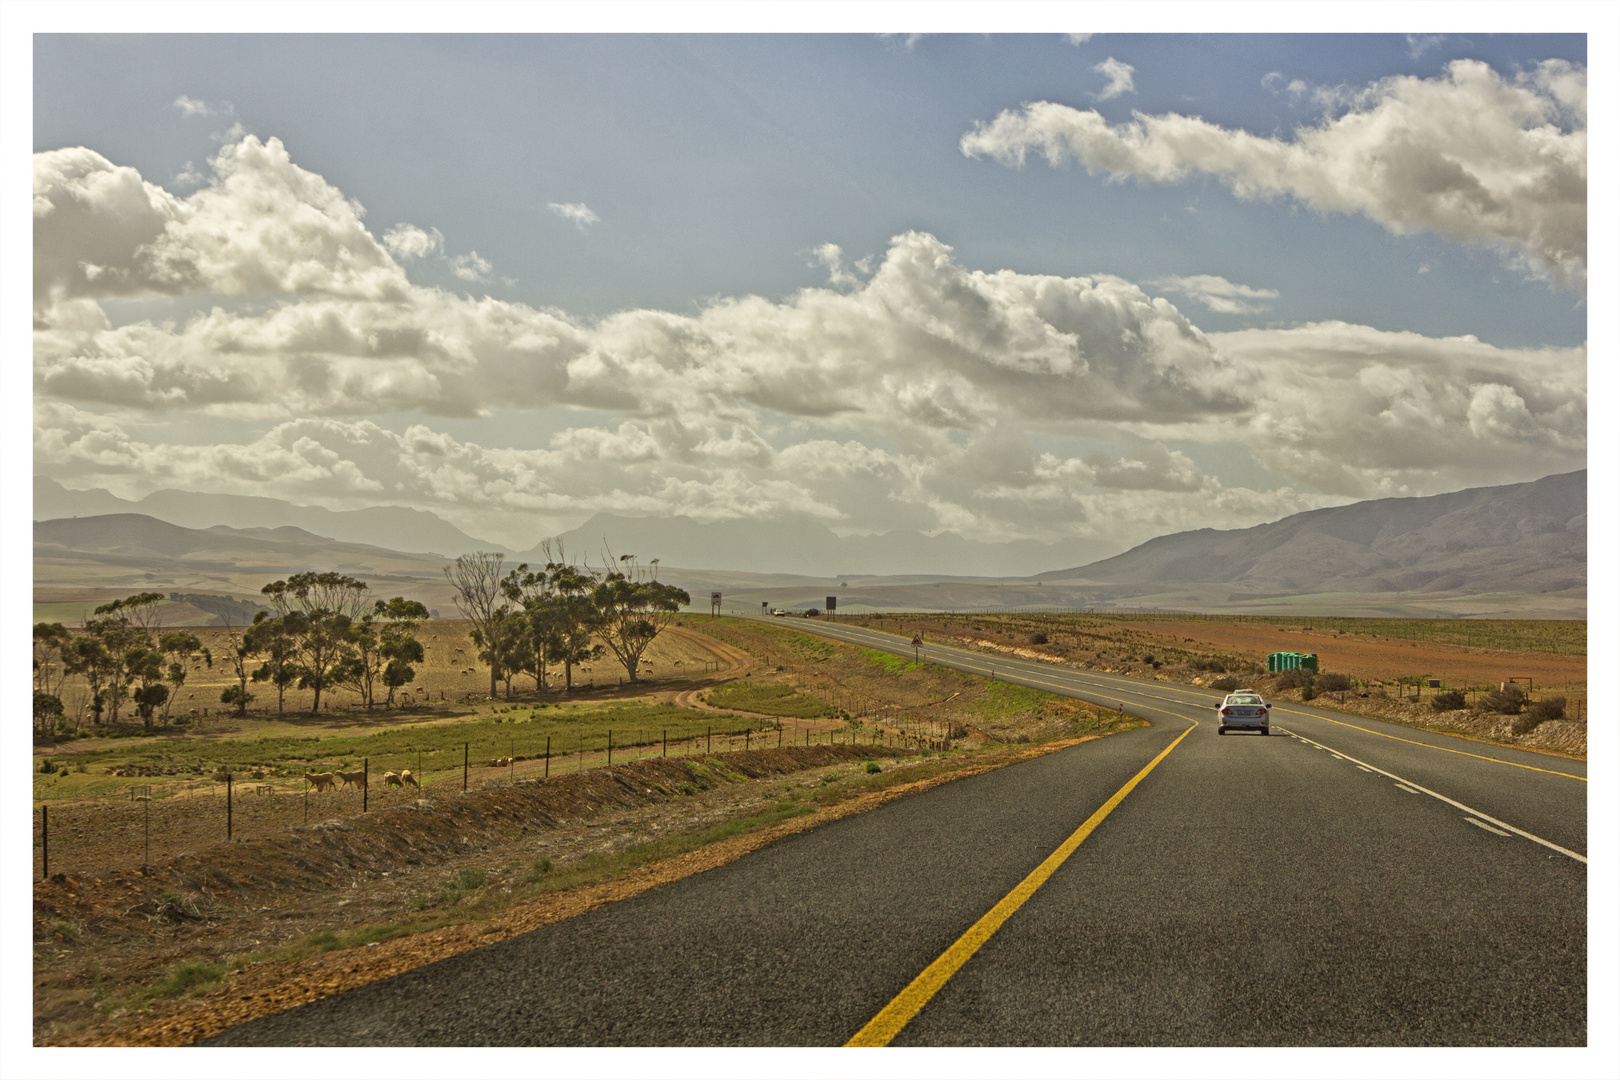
[261,572,371,713]
[338,597,431,708]
[158,631,209,722]
[245,612,298,714]
[590,560,690,684]
[445,551,514,700]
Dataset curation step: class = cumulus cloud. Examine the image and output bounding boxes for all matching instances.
[32,136,1586,548]
[812,242,859,288]
[449,251,494,282]
[1093,57,1135,101]
[1064,34,1093,46]
[382,223,444,260]
[961,59,1587,287]
[1207,322,1584,496]
[547,202,600,230]
[1154,274,1278,314]
[33,135,410,307]
[171,96,234,119]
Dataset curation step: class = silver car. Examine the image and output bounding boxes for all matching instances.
[1217,690,1270,735]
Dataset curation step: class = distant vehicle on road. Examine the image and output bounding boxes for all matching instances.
[772,609,787,617]
[1217,690,1270,736]
[804,608,821,617]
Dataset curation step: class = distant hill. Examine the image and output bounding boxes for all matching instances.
[522,513,1111,578]
[34,477,500,557]
[34,513,453,582]
[1038,470,1586,598]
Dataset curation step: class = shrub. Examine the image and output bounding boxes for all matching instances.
[1317,672,1352,693]
[1210,676,1239,692]
[677,782,697,796]
[1029,632,1048,645]
[1301,683,1316,701]
[1483,684,1529,715]
[524,857,553,883]
[864,760,882,774]
[1430,690,1467,712]
[39,758,57,774]
[1274,669,1313,690]
[1512,696,1566,735]
[1192,658,1227,673]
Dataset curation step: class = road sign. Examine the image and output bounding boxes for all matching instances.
[826,596,836,611]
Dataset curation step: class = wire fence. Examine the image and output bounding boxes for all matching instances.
[33,715,947,882]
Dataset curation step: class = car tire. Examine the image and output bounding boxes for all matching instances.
[1217,726,1226,735]
[1261,726,1270,736]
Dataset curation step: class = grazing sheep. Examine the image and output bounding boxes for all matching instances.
[335,769,367,789]
[304,772,337,792]
[383,771,403,787]
[400,770,420,788]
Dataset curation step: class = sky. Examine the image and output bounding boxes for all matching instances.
[26,24,1598,566]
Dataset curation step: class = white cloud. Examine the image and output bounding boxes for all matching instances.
[32,136,1586,548]
[1093,57,1136,101]
[812,242,858,288]
[1406,34,1445,60]
[1154,274,1278,314]
[961,59,1587,288]
[449,251,493,282]
[33,135,410,307]
[1064,34,1093,46]
[171,96,232,118]
[547,201,600,230]
[382,224,444,260]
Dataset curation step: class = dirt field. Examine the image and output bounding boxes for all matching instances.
[846,613,1587,696]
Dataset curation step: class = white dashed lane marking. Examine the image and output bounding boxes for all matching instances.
[1273,728,1586,864]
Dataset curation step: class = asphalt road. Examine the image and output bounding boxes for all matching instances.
[206,618,1586,1046]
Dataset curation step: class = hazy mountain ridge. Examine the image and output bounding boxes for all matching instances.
[1041,470,1585,597]
[34,477,501,557]
[34,473,1586,620]
[524,513,1110,578]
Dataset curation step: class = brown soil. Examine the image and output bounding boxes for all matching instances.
[843,614,1587,756]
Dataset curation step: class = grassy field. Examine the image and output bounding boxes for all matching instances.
[703,682,844,719]
[34,701,766,803]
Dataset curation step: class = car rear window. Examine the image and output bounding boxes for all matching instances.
[1229,695,1263,705]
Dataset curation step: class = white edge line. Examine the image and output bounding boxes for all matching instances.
[1280,729,1587,864]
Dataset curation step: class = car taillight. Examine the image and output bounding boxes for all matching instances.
[1220,707,1231,715]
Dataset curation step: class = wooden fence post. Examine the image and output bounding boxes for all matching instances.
[227,772,233,841]
[463,743,468,791]
[41,806,48,880]
[545,736,551,778]
[363,757,369,812]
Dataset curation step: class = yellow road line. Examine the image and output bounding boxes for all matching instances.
[845,719,1198,1047]
[1272,708,1586,781]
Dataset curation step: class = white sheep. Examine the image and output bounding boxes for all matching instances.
[382,771,403,787]
[400,770,420,788]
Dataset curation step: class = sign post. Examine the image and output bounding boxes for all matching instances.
[826,596,836,622]
[710,591,722,617]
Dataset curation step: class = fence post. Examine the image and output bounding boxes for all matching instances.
[707,726,712,754]
[363,757,369,812]
[664,729,667,758]
[144,797,150,867]
[227,772,233,841]
[464,743,469,792]
[608,730,613,765]
[545,736,551,778]
[41,805,48,880]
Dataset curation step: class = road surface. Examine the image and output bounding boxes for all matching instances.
[205,617,1585,1046]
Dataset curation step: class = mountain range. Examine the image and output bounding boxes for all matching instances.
[34,471,1586,621]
